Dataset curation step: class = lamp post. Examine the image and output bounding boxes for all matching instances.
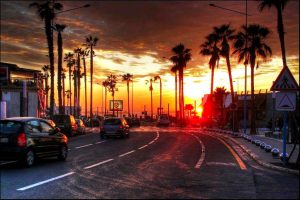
[209,1,249,134]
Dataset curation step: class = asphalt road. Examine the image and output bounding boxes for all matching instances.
[1,127,299,199]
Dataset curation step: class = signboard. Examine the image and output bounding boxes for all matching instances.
[109,100,123,111]
[275,92,296,111]
[270,67,299,91]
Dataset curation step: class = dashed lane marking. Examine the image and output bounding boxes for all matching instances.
[17,172,75,191]
[83,159,114,170]
[118,150,136,157]
[75,144,93,149]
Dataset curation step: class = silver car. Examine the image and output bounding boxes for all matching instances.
[157,114,170,126]
[100,117,130,139]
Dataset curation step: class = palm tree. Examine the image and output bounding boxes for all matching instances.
[81,49,89,117]
[200,33,220,95]
[146,78,154,119]
[74,48,84,117]
[30,1,63,116]
[64,52,75,115]
[154,75,162,115]
[102,80,109,115]
[84,35,98,117]
[122,73,133,116]
[213,24,236,102]
[42,65,50,111]
[232,24,272,134]
[214,87,228,127]
[171,65,178,122]
[258,0,289,68]
[54,23,66,114]
[170,44,191,124]
[106,74,118,116]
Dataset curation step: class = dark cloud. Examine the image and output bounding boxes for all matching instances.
[0,0,299,79]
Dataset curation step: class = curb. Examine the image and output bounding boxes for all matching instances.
[205,128,299,176]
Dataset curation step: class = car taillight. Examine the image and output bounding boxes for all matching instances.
[17,133,27,147]
[119,125,123,129]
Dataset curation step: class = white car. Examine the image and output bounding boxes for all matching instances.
[157,114,170,126]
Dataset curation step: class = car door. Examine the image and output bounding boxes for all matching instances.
[40,120,60,155]
[26,120,51,157]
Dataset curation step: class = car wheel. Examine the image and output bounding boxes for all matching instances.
[22,149,35,167]
[58,145,68,161]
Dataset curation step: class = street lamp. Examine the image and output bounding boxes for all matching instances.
[209,1,249,134]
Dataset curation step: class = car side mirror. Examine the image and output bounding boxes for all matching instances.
[54,127,61,133]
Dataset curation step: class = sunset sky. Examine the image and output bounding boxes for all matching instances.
[1,0,299,116]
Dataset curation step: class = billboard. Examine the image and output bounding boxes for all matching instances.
[109,100,123,111]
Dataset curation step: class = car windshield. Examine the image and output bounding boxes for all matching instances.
[103,118,121,125]
[0,121,22,134]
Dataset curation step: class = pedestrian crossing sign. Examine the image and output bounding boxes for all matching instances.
[270,67,299,91]
[275,92,296,111]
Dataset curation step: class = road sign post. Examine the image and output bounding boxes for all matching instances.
[270,66,299,165]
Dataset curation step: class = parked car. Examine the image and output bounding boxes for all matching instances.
[85,118,101,127]
[0,117,68,167]
[157,114,170,126]
[100,117,130,139]
[131,118,141,127]
[75,119,85,134]
[52,114,77,137]
[124,117,133,127]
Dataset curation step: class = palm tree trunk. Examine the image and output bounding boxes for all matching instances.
[175,71,178,122]
[57,32,63,114]
[182,70,185,121]
[250,65,256,134]
[45,17,55,116]
[69,68,72,115]
[77,54,81,116]
[151,89,153,119]
[45,78,49,110]
[112,91,115,116]
[73,66,77,117]
[83,57,87,117]
[62,76,65,114]
[90,46,93,117]
[210,66,214,95]
[160,79,162,115]
[277,7,287,68]
[127,81,130,116]
[104,87,107,115]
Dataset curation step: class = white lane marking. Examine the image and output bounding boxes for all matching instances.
[17,172,75,191]
[83,159,114,170]
[75,144,93,149]
[190,133,206,169]
[0,161,17,166]
[119,150,136,157]
[148,141,155,145]
[138,145,148,150]
[95,141,105,144]
[206,162,237,167]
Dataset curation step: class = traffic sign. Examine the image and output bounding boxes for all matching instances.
[270,67,299,91]
[275,92,296,111]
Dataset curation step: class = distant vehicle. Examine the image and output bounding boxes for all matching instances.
[0,117,68,167]
[131,118,141,127]
[86,118,101,127]
[52,114,78,137]
[100,117,130,139]
[157,114,170,126]
[75,119,85,134]
[124,117,133,127]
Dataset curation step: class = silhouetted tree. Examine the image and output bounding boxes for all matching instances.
[106,74,118,116]
[64,52,75,115]
[122,73,133,116]
[146,78,154,119]
[154,75,162,115]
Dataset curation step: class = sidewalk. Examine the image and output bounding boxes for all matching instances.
[205,128,299,175]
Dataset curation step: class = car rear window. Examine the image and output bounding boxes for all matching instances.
[0,121,22,134]
[52,115,70,124]
[104,118,121,125]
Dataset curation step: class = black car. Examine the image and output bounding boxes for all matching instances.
[0,117,68,167]
[52,114,78,137]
